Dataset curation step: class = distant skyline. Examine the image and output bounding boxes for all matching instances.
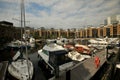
[0,0,120,29]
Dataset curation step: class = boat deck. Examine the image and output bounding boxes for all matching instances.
[55,48,118,80]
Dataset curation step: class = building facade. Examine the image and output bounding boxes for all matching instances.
[97,27,103,38]
[33,15,120,39]
[103,26,110,37]
[106,15,120,25]
[117,24,120,37]
[33,23,120,39]
[109,23,117,37]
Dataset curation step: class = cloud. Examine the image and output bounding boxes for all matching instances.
[26,0,59,7]
[0,0,120,29]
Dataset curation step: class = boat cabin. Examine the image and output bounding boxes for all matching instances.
[48,50,72,67]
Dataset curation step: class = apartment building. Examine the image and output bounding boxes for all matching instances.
[103,26,110,37]
[97,27,103,38]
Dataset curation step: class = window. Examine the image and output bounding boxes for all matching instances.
[42,50,49,55]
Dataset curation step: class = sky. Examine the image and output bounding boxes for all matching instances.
[0,0,120,29]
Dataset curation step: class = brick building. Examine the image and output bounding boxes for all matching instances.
[97,27,103,38]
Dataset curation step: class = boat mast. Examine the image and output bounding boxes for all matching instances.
[21,0,30,79]
[20,0,23,53]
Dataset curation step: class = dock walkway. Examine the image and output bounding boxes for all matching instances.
[0,61,8,80]
[70,50,106,80]
[56,49,118,80]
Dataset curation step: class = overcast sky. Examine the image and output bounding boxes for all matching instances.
[0,0,120,29]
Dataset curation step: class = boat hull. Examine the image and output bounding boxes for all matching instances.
[8,59,34,80]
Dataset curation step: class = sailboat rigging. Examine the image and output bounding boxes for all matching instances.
[7,0,34,80]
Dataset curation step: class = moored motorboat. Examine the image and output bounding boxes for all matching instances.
[63,44,74,51]
[75,44,90,54]
[68,51,85,61]
[38,43,73,77]
[88,38,108,50]
[7,40,31,50]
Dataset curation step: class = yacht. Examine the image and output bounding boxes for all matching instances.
[88,38,108,49]
[7,40,31,50]
[38,43,73,77]
[75,44,90,54]
[68,51,85,61]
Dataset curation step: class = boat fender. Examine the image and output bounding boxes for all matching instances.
[94,56,100,68]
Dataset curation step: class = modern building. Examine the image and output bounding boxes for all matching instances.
[87,27,98,38]
[105,15,120,25]
[33,15,120,39]
[117,15,120,23]
[103,26,110,37]
[75,29,80,38]
[79,29,84,38]
[117,24,120,37]
[108,23,118,37]
[79,29,82,38]
[104,19,107,25]
[34,23,120,39]
[97,27,103,38]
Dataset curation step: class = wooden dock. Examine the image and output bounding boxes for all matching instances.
[0,61,8,80]
[71,50,107,80]
[55,48,118,80]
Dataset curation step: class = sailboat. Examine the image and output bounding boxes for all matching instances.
[8,51,34,80]
[8,0,34,80]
